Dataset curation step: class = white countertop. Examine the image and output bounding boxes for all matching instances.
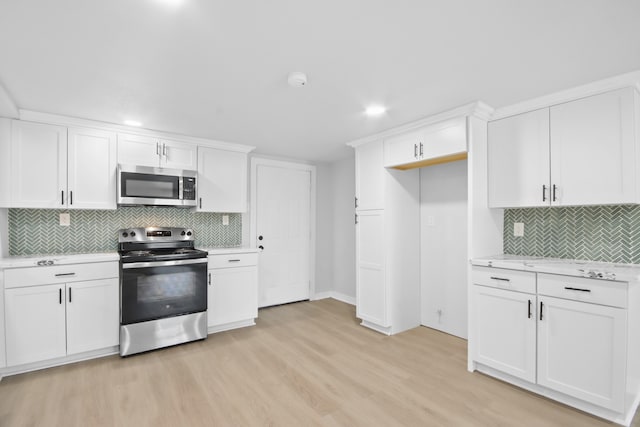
[0,247,258,269]
[0,252,120,269]
[472,254,640,282]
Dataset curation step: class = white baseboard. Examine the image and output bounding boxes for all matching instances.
[312,291,355,306]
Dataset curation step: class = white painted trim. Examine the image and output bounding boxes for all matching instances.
[18,110,255,153]
[0,346,118,377]
[346,101,494,148]
[0,82,18,118]
[312,291,356,306]
[207,319,255,334]
[492,70,640,121]
[250,157,317,302]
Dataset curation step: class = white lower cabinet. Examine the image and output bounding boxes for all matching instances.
[471,266,637,422]
[207,252,258,332]
[3,261,119,368]
[537,295,626,413]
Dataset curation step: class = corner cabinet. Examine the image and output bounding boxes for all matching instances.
[488,87,638,208]
[353,139,421,335]
[9,121,117,210]
[470,266,639,423]
[196,146,249,213]
[207,252,258,333]
[3,261,119,368]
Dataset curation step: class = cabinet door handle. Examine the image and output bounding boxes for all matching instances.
[419,142,423,157]
[355,214,358,225]
[208,272,211,286]
[552,184,557,202]
[163,144,167,156]
[414,144,418,158]
[61,190,64,205]
[199,197,202,209]
[564,286,591,292]
[69,287,72,303]
[528,299,532,319]
[70,191,73,205]
[156,142,160,155]
[542,185,547,202]
[539,301,544,321]
[55,272,76,277]
[59,288,62,305]
[490,276,510,282]
[355,197,358,208]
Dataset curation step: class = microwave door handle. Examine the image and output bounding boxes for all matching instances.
[179,177,184,200]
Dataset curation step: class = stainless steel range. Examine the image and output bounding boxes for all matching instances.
[118,226,208,356]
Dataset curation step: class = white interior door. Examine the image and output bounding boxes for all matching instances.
[255,162,312,307]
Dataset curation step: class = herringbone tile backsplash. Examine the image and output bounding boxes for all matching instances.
[503,205,640,264]
[9,208,242,255]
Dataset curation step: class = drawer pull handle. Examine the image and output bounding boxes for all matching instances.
[490,276,510,282]
[539,301,544,321]
[564,286,591,293]
[54,272,76,277]
[228,259,241,262]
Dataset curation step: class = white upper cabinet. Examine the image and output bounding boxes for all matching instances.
[488,87,637,208]
[355,139,384,211]
[550,88,635,206]
[67,127,117,210]
[384,117,467,170]
[10,121,117,210]
[117,133,197,170]
[11,121,67,208]
[197,146,247,212]
[488,109,550,208]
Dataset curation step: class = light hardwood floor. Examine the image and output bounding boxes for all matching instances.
[0,298,637,426]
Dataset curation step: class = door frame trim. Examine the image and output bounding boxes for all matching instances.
[249,157,317,302]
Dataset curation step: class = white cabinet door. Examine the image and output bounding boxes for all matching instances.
[5,284,66,366]
[197,146,247,212]
[550,88,635,206]
[420,117,467,160]
[537,295,626,412]
[66,279,119,355]
[356,210,387,326]
[11,121,67,208]
[117,133,161,167]
[67,127,117,210]
[208,266,258,327]
[161,140,197,170]
[472,285,536,382]
[383,129,421,168]
[488,108,551,208]
[355,140,384,210]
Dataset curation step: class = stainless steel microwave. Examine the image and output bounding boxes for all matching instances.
[117,164,197,207]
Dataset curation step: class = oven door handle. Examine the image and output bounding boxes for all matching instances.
[122,258,208,269]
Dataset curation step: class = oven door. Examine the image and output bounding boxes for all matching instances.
[121,258,208,325]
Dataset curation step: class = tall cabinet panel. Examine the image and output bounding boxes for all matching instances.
[355,140,384,210]
[356,210,386,327]
[11,121,67,208]
[67,127,117,210]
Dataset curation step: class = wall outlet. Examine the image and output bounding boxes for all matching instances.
[222,215,229,226]
[59,213,70,226]
[513,222,524,237]
[426,215,435,227]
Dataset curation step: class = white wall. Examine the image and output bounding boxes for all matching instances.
[420,160,468,339]
[0,208,7,257]
[315,162,334,295]
[331,156,356,301]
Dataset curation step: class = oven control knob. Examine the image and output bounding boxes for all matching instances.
[181,231,186,236]
[186,231,192,236]
[122,232,128,238]
[130,231,136,237]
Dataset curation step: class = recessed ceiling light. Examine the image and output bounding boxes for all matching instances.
[124,120,142,127]
[365,105,387,117]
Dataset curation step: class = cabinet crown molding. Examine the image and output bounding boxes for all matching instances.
[491,69,640,121]
[17,110,255,153]
[346,101,494,148]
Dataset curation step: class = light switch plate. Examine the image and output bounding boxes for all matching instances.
[222,215,229,226]
[59,213,70,226]
[513,222,524,237]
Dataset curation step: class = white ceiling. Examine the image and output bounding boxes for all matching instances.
[0,0,639,162]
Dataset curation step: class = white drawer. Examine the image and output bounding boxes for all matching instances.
[472,266,536,294]
[208,253,257,269]
[4,261,119,289]
[537,273,627,308]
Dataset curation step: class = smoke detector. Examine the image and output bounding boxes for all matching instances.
[287,72,307,87]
